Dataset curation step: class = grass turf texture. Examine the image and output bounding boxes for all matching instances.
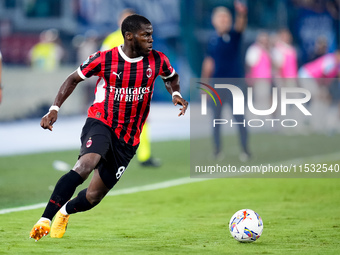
[1,135,340,254]
[1,178,340,254]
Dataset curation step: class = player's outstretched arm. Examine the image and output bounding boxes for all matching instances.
[40,71,84,131]
[163,73,188,117]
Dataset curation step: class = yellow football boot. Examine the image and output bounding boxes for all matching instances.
[50,211,70,238]
[29,219,51,241]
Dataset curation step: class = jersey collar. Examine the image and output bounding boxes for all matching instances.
[118,45,144,63]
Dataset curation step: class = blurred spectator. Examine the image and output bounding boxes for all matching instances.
[311,36,329,60]
[292,0,337,64]
[298,49,340,80]
[272,29,298,79]
[201,1,250,161]
[245,31,272,113]
[272,28,298,93]
[0,50,2,104]
[28,29,64,71]
[298,49,340,131]
[73,30,99,64]
[201,3,247,79]
[100,9,135,51]
[271,28,299,128]
[72,30,100,108]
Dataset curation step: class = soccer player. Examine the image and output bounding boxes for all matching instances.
[29,14,188,241]
[101,9,161,167]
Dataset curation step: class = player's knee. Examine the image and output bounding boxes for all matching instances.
[73,164,93,180]
[73,155,100,179]
[75,160,94,171]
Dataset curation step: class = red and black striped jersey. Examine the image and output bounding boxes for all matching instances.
[77,45,175,146]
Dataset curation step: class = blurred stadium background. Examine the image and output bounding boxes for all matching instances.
[1,1,340,253]
[0,0,339,120]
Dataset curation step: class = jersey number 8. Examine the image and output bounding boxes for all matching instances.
[116,166,126,179]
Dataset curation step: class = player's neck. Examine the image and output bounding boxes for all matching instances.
[121,45,140,59]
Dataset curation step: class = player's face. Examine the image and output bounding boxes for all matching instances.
[133,24,153,56]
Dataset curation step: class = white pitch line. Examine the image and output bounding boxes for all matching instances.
[0,203,48,215]
[0,177,207,215]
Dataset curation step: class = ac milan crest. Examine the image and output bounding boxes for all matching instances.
[146,66,152,78]
[86,138,92,148]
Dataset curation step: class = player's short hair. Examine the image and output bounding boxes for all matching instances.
[121,14,151,38]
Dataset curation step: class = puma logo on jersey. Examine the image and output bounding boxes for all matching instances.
[112,71,122,79]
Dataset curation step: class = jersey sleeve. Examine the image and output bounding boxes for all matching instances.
[77,51,102,79]
[158,52,176,79]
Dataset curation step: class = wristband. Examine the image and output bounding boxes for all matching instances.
[172,91,182,99]
[49,105,60,112]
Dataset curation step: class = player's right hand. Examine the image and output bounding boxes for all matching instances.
[40,110,58,131]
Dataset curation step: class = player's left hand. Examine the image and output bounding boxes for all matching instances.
[173,96,188,117]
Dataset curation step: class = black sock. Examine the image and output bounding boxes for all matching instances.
[66,189,94,214]
[42,170,84,220]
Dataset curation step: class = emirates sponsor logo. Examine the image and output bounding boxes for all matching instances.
[111,86,151,102]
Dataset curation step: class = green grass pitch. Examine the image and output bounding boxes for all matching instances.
[1,136,340,254]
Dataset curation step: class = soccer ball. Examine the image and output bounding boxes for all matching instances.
[229,209,263,242]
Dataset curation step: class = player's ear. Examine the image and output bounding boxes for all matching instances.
[125,31,133,41]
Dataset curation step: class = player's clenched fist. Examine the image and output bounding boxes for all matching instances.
[40,110,58,131]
